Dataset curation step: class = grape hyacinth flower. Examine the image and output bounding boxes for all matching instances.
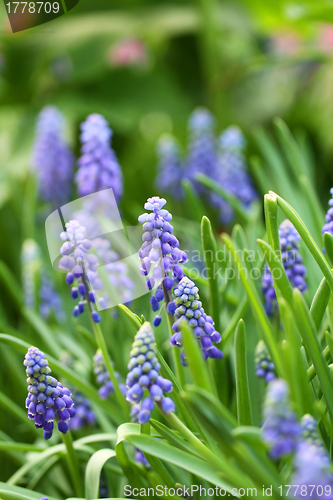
[93,349,126,399]
[59,220,102,323]
[168,276,223,365]
[39,273,65,323]
[134,448,150,467]
[126,322,175,423]
[31,106,74,207]
[262,220,307,316]
[291,442,333,499]
[138,196,188,324]
[218,125,246,152]
[24,346,76,439]
[75,114,123,203]
[255,340,275,383]
[262,379,300,459]
[68,391,96,430]
[300,414,323,448]
[185,108,217,192]
[209,127,258,224]
[156,136,184,200]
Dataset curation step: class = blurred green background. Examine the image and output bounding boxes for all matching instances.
[1,0,333,206]
[0,0,332,488]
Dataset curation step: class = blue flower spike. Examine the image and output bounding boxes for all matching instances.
[168,276,223,365]
[255,340,275,383]
[126,322,175,423]
[262,220,307,316]
[59,220,103,323]
[31,106,74,207]
[262,379,300,460]
[138,196,188,325]
[24,347,75,440]
[75,113,123,202]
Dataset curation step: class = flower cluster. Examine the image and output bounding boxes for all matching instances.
[300,414,323,448]
[156,136,184,200]
[167,276,223,365]
[138,196,187,323]
[262,220,307,316]
[68,390,96,430]
[59,220,101,323]
[39,273,65,323]
[262,379,300,459]
[75,114,123,203]
[24,347,75,439]
[255,340,275,383]
[126,322,175,423]
[31,106,74,207]
[185,108,217,192]
[210,128,258,224]
[155,110,257,224]
[291,442,333,499]
[93,349,126,399]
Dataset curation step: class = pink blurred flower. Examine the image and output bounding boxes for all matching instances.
[108,38,148,68]
[269,31,302,56]
[317,24,333,54]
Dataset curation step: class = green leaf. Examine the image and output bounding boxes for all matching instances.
[120,426,240,491]
[310,277,331,331]
[221,234,284,376]
[85,449,116,500]
[273,191,333,294]
[116,424,146,489]
[324,232,333,265]
[278,299,313,416]
[196,173,251,222]
[222,296,248,350]
[201,216,220,331]
[117,304,142,331]
[264,193,280,252]
[0,260,24,310]
[293,289,333,420]
[235,319,253,426]
[180,320,212,394]
[0,483,57,500]
[149,419,204,458]
[21,308,59,356]
[0,390,39,435]
[257,239,293,304]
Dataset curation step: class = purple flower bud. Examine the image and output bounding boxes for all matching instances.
[66,273,74,285]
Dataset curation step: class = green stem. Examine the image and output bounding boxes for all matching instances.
[61,431,83,498]
[163,284,186,387]
[92,320,128,417]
